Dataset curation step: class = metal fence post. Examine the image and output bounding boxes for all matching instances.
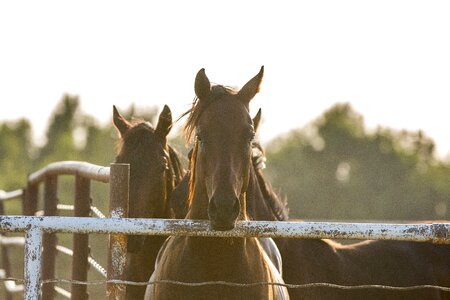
[0,201,13,300]
[71,175,91,300]
[24,226,43,300]
[107,163,129,300]
[42,175,58,300]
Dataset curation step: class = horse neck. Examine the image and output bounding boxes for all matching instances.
[246,165,288,222]
[167,145,185,185]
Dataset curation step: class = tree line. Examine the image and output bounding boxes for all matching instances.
[0,95,449,220]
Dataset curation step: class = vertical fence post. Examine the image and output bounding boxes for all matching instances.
[0,201,13,300]
[71,175,91,300]
[42,175,58,300]
[107,163,129,300]
[23,184,38,216]
[24,226,43,300]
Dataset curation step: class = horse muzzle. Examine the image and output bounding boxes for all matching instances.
[208,193,240,231]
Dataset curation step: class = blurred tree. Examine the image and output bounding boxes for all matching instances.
[35,94,82,167]
[265,103,450,221]
[0,119,33,189]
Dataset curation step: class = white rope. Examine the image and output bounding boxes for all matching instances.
[0,277,449,292]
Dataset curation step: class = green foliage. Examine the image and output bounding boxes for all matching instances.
[36,94,81,167]
[266,103,450,221]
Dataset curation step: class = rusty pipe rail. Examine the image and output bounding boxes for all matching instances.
[0,216,449,300]
[0,216,449,243]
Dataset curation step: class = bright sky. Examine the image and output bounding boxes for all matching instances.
[1,1,449,158]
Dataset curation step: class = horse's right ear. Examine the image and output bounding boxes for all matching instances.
[252,108,262,133]
[113,105,131,136]
[194,68,211,100]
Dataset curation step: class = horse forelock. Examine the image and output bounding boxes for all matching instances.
[115,121,155,158]
[180,85,239,144]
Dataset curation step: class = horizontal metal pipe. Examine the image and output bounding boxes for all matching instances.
[0,216,448,244]
[0,189,24,202]
[28,161,110,185]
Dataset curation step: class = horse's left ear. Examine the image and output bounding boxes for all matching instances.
[252,108,262,133]
[113,105,131,136]
[238,66,264,107]
[155,105,172,138]
[195,68,211,100]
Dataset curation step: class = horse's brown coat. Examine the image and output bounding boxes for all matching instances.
[146,67,288,300]
[113,105,184,299]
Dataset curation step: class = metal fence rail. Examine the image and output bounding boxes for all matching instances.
[2,161,450,299]
[1,216,448,243]
[0,215,449,300]
[0,161,116,300]
[27,161,110,185]
[0,189,24,202]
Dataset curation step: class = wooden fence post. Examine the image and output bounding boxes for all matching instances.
[71,175,91,300]
[107,163,129,300]
[42,175,58,300]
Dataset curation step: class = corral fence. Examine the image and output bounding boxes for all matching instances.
[0,161,449,300]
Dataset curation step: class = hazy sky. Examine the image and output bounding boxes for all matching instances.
[1,1,449,158]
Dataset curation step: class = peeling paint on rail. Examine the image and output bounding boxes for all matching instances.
[1,216,449,300]
[0,216,448,244]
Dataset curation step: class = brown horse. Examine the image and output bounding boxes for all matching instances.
[276,225,450,299]
[113,105,185,299]
[216,115,450,299]
[168,109,288,270]
[145,67,289,299]
[224,126,450,299]
[168,108,282,221]
[164,106,450,299]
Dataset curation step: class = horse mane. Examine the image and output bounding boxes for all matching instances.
[167,145,185,185]
[253,166,289,221]
[187,139,198,208]
[251,141,289,221]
